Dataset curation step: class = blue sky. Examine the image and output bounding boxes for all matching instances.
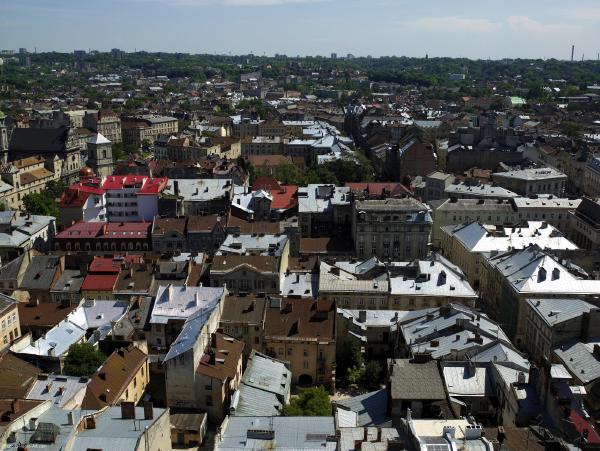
[1,0,600,59]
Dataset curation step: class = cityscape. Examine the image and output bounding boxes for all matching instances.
[1,2,600,450]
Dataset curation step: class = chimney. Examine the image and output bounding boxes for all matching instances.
[67,411,75,425]
[143,402,153,420]
[85,416,96,429]
[121,401,136,419]
[174,180,179,196]
[358,310,367,323]
[29,418,38,431]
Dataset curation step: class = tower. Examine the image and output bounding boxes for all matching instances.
[87,133,113,177]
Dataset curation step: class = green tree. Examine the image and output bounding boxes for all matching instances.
[63,343,106,377]
[22,192,58,217]
[562,121,582,139]
[363,361,383,390]
[336,341,364,383]
[281,386,332,416]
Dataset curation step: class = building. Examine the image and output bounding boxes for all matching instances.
[387,254,477,310]
[0,293,19,350]
[195,332,244,423]
[148,284,225,351]
[214,416,336,451]
[83,109,122,144]
[480,245,600,345]
[0,154,61,211]
[0,211,55,262]
[122,114,179,146]
[512,196,581,233]
[440,221,578,287]
[59,178,107,224]
[219,295,267,357]
[569,197,600,250]
[19,254,64,303]
[230,350,291,416]
[298,184,351,237]
[525,298,600,362]
[241,136,284,156]
[26,373,89,409]
[264,298,336,387]
[151,216,187,254]
[493,167,568,197]
[86,133,114,177]
[210,255,286,295]
[444,179,518,200]
[161,178,233,216]
[8,126,83,183]
[387,358,449,420]
[187,215,227,253]
[353,198,432,260]
[583,157,600,197]
[70,404,172,451]
[53,221,151,253]
[424,171,456,201]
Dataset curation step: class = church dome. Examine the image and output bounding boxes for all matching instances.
[79,166,95,177]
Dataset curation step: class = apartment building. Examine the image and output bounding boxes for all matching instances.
[122,115,178,146]
[0,294,19,351]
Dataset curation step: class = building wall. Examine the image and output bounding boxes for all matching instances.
[0,303,20,350]
[135,408,172,451]
[265,338,335,387]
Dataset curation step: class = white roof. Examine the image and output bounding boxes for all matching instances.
[443,363,493,397]
[218,233,287,257]
[443,221,578,253]
[150,284,224,323]
[88,132,111,145]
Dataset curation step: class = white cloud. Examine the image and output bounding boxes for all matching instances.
[403,16,502,33]
[506,15,577,33]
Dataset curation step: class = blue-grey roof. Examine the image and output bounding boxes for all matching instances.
[527,298,597,327]
[10,405,82,451]
[164,307,213,361]
[554,339,600,384]
[216,416,336,450]
[72,406,168,451]
[26,375,89,408]
[335,389,391,427]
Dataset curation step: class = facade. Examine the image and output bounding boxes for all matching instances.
[525,298,600,363]
[83,109,122,144]
[161,178,233,216]
[210,255,286,295]
[53,221,151,253]
[493,167,568,197]
[122,115,178,146]
[0,294,20,351]
[583,157,600,198]
[0,155,61,211]
[187,215,227,252]
[353,198,432,261]
[219,295,267,357]
[298,185,351,237]
[151,216,187,253]
[424,171,455,201]
[0,211,55,263]
[264,298,336,387]
[568,197,600,250]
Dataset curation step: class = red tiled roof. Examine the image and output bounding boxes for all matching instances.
[88,257,122,274]
[570,409,600,444]
[100,175,168,194]
[55,222,104,239]
[102,222,150,239]
[81,273,119,292]
[252,177,298,211]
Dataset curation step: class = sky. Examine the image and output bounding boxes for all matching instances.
[1,0,600,60]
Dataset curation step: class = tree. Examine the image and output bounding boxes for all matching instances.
[363,361,383,390]
[281,386,332,416]
[63,343,106,377]
[336,341,364,384]
[22,192,58,217]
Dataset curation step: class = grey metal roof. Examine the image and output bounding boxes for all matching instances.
[554,339,600,384]
[335,389,391,427]
[389,359,446,401]
[10,405,82,451]
[72,406,168,451]
[0,253,24,281]
[26,374,89,408]
[526,298,597,327]
[216,416,336,450]
[51,269,85,293]
[164,307,214,362]
[20,255,62,291]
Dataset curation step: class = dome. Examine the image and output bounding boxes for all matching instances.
[79,166,95,177]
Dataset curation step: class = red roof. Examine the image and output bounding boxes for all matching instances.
[252,177,298,211]
[60,187,91,208]
[102,222,149,239]
[81,273,119,292]
[570,409,600,444]
[101,175,168,194]
[88,257,122,274]
[55,222,104,239]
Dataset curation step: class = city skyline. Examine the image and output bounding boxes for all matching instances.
[2,0,600,60]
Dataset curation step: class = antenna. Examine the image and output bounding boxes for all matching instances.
[571,45,575,62]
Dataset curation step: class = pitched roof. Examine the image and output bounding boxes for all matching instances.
[81,346,147,410]
[389,359,446,401]
[211,255,280,274]
[264,298,335,341]
[0,353,41,399]
[196,333,244,381]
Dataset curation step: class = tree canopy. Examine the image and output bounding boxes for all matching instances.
[63,343,106,377]
[281,386,332,416]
